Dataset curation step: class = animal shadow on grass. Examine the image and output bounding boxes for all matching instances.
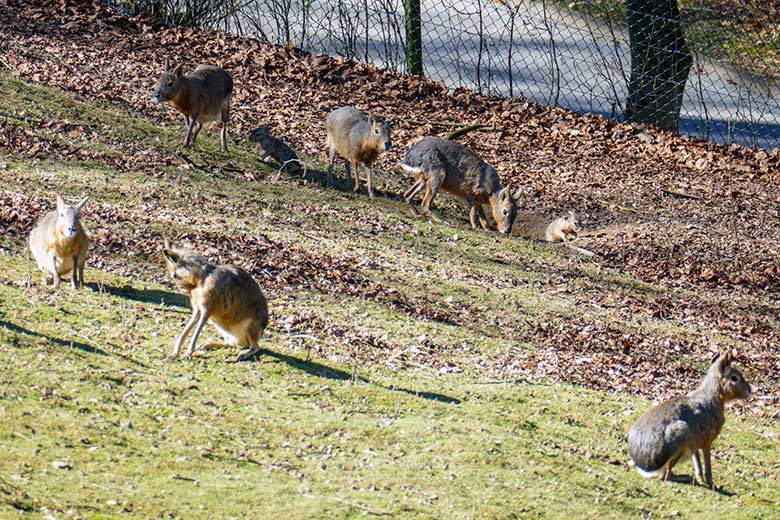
[96,283,188,309]
[259,348,461,405]
[291,167,397,200]
[0,319,108,356]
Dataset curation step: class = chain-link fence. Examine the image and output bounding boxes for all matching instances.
[235,0,780,150]
[109,0,780,150]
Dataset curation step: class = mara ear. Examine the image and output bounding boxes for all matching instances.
[162,247,179,265]
[164,58,171,71]
[55,194,66,212]
[173,64,183,79]
[714,350,734,373]
[512,188,523,201]
[75,196,88,211]
[499,185,512,201]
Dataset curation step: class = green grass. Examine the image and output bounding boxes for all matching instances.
[1,71,779,518]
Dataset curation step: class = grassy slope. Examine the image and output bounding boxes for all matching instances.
[0,72,778,519]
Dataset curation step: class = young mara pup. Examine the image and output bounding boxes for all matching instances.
[163,240,269,362]
[628,351,751,489]
[545,211,579,242]
[28,194,89,289]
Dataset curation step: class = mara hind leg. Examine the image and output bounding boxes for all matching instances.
[236,326,263,362]
[661,451,694,483]
[421,170,449,225]
[404,177,426,215]
[326,137,336,189]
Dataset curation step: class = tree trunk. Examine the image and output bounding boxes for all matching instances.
[625,0,692,132]
[405,0,423,76]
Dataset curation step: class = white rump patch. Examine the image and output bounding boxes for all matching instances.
[400,164,425,174]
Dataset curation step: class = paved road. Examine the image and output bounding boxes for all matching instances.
[236,0,780,150]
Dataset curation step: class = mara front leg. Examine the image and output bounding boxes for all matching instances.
[172,308,201,357]
[77,254,86,288]
[50,253,61,288]
[184,112,200,148]
[702,448,714,489]
[476,204,491,230]
[366,164,375,199]
[185,308,210,357]
[71,253,80,289]
[347,161,359,193]
[466,196,480,229]
[220,102,230,152]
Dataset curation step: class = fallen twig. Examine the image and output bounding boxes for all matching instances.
[447,123,488,140]
[662,188,702,200]
[302,493,391,516]
[273,158,309,181]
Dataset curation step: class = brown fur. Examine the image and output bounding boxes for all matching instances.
[153,61,233,151]
[545,211,579,242]
[162,241,269,361]
[325,106,391,198]
[28,194,89,289]
[401,137,517,233]
[627,351,751,489]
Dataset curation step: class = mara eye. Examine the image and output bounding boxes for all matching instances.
[374,128,380,135]
[502,209,508,216]
[730,375,739,382]
[167,81,173,87]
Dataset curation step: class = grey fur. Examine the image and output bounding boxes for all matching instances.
[249,126,301,175]
[325,106,391,198]
[401,137,516,234]
[627,351,751,488]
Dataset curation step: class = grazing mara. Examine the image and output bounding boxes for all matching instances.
[326,106,391,198]
[28,194,89,289]
[163,240,269,362]
[153,61,233,151]
[401,137,516,234]
[628,351,751,489]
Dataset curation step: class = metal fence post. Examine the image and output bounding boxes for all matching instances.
[405,0,423,76]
